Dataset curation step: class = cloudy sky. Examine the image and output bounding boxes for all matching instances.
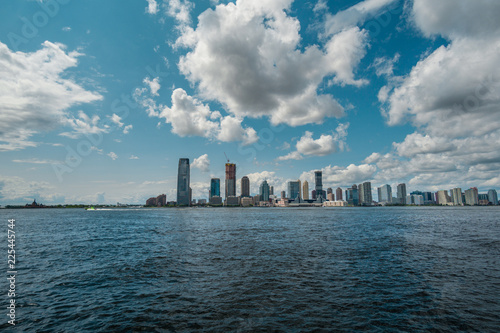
[1,0,499,205]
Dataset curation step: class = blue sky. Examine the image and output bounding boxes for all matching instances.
[1,0,499,204]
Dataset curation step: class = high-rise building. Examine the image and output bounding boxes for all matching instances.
[488,189,498,205]
[241,176,250,197]
[260,180,270,201]
[210,178,220,199]
[303,181,309,200]
[327,187,333,194]
[451,188,463,206]
[360,182,372,205]
[315,171,324,202]
[397,183,406,204]
[464,187,479,206]
[288,180,301,202]
[281,190,286,199]
[156,194,167,206]
[345,185,359,206]
[437,190,451,205]
[312,190,316,200]
[225,163,236,199]
[422,192,434,204]
[377,184,392,203]
[177,158,190,206]
[270,186,274,196]
[336,187,343,201]
[327,193,335,201]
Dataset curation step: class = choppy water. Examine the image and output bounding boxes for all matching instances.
[0,207,499,332]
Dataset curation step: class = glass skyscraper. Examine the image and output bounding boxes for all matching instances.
[260,180,270,201]
[241,176,250,197]
[210,178,220,199]
[288,180,301,202]
[397,183,407,204]
[177,158,190,206]
[315,171,324,202]
[377,184,392,203]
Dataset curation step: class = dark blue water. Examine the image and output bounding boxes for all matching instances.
[0,207,499,332]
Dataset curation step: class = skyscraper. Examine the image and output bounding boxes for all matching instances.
[346,185,359,206]
[360,182,372,205]
[177,158,190,206]
[315,171,324,202]
[377,184,392,203]
[241,176,250,197]
[336,187,343,201]
[464,187,479,206]
[270,186,274,196]
[488,189,498,205]
[225,163,236,199]
[397,183,407,204]
[451,188,463,206]
[303,181,309,200]
[260,180,270,201]
[210,178,220,199]
[288,180,301,201]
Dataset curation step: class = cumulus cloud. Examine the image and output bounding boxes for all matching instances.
[278,123,349,160]
[144,77,160,96]
[174,0,376,126]
[323,0,399,36]
[129,155,139,160]
[60,111,108,139]
[300,163,377,188]
[146,0,159,14]
[0,41,102,151]
[192,154,210,172]
[166,0,193,24]
[107,152,118,160]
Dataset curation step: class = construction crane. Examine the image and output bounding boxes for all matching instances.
[224,152,230,163]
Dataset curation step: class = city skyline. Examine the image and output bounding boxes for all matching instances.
[1,0,500,205]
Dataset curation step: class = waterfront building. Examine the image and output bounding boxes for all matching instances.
[241,176,250,197]
[177,158,190,206]
[270,186,274,196]
[437,190,452,205]
[464,187,479,206]
[288,180,302,202]
[260,180,270,201]
[303,181,309,200]
[323,200,347,207]
[478,194,490,205]
[241,197,253,207]
[488,189,499,205]
[336,187,343,201]
[312,190,316,200]
[451,188,463,206]
[327,188,333,195]
[377,184,392,203]
[225,163,236,198]
[210,178,220,199]
[315,171,324,202]
[252,195,261,205]
[406,194,424,205]
[422,192,434,205]
[281,190,286,199]
[345,185,359,206]
[327,193,335,201]
[225,196,240,206]
[198,199,207,205]
[359,182,373,206]
[156,194,167,206]
[146,197,157,206]
[397,183,407,204]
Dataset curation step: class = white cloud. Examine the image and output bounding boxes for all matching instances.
[107,152,118,160]
[166,0,193,24]
[123,125,133,134]
[393,133,456,157]
[0,175,56,203]
[0,41,102,150]
[300,163,377,188]
[146,0,159,14]
[62,26,71,32]
[246,170,286,195]
[174,0,372,127]
[110,114,124,128]
[154,88,257,145]
[278,123,349,160]
[143,77,160,96]
[323,0,399,36]
[192,154,210,172]
[60,111,108,139]
[129,155,139,160]
[12,158,61,164]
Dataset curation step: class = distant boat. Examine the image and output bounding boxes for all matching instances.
[85,207,96,211]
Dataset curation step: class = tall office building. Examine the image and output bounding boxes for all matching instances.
[464,187,479,206]
[281,190,286,199]
[360,182,372,205]
[315,171,324,202]
[397,183,407,204]
[436,190,451,205]
[488,189,498,205]
[346,185,359,206]
[270,186,274,196]
[303,181,309,200]
[451,188,463,206]
[241,176,250,197]
[210,178,220,199]
[378,184,392,203]
[336,187,343,201]
[177,158,190,206]
[260,180,270,201]
[288,180,301,201]
[225,163,236,198]
[327,187,333,194]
